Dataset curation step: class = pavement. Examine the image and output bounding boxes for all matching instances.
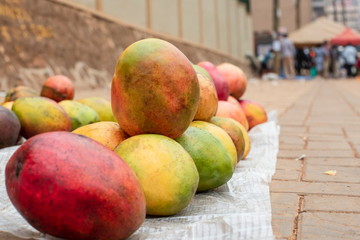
[242,78,360,240]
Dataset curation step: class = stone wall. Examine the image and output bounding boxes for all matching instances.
[0,0,251,91]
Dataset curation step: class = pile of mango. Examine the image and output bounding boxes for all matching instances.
[2,38,268,240]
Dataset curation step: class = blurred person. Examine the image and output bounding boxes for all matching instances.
[295,48,311,76]
[323,41,331,78]
[329,45,340,78]
[259,48,274,76]
[314,43,327,77]
[342,44,357,78]
[272,34,281,74]
[280,33,296,79]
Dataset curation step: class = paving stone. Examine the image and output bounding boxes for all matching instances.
[270,180,360,196]
[305,157,360,167]
[271,193,298,239]
[303,164,360,183]
[273,159,302,181]
[305,149,354,158]
[279,135,306,145]
[279,125,307,134]
[306,141,352,150]
[280,143,305,150]
[304,195,360,212]
[307,126,344,135]
[297,212,360,240]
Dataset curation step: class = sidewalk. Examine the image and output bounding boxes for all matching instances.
[244,79,360,240]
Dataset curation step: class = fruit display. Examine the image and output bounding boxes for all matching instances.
[77,97,116,122]
[114,134,199,216]
[72,121,128,150]
[2,37,270,239]
[5,132,146,240]
[59,100,100,130]
[12,97,71,139]
[0,106,21,149]
[40,75,74,102]
[111,38,200,139]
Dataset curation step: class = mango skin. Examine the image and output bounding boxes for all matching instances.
[40,75,74,102]
[2,101,14,110]
[210,116,246,161]
[59,100,100,131]
[12,97,71,139]
[73,121,128,150]
[4,86,38,102]
[175,126,234,192]
[114,134,199,216]
[0,106,21,148]
[111,38,200,139]
[239,99,268,130]
[77,97,116,122]
[190,121,238,167]
[193,72,218,122]
[5,132,146,240]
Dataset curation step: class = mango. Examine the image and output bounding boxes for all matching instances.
[210,116,247,160]
[59,100,100,131]
[114,134,199,216]
[77,97,116,122]
[190,121,237,167]
[12,97,71,139]
[111,38,200,139]
[5,131,145,240]
[4,86,38,102]
[73,121,128,150]
[0,106,21,148]
[40,75,74,102]
[175,126,234,192]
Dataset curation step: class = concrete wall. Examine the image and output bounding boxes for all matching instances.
[0,0,251,91]
[68,0,254,61]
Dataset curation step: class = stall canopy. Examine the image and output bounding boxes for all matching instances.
[330,27,360,45]
[289,17,345,46]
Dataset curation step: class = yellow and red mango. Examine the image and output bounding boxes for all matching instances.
[77,97,116,122]
[217,63,247,99]
[193,72,218,121]
[175,126,234,192]
[112,38,200,139]
[239,99,268,130]
[209,116,247,161]
[197,61,229,101]
[73,121,128,150]
[114,134,199,216]
[12,97,71,139]
[59,100,100,131]
[216,100,249,131]
[190,121,237,167]
[40,75,74,102]
[0,106,21,149]
[6,131,145,240]
[4,86,38,102]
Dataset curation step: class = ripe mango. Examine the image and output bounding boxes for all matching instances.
[12,97,71,139]
[77,97,116,122]
[0,106,21,148]
[59,100,100,131]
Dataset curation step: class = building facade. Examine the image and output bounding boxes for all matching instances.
[313,0,360,32]
[252,0,313,34]
[69,0,254,61]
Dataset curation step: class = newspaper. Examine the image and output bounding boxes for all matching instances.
[0,112,279,240]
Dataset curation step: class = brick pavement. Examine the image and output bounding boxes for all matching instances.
[244,79,360,240]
